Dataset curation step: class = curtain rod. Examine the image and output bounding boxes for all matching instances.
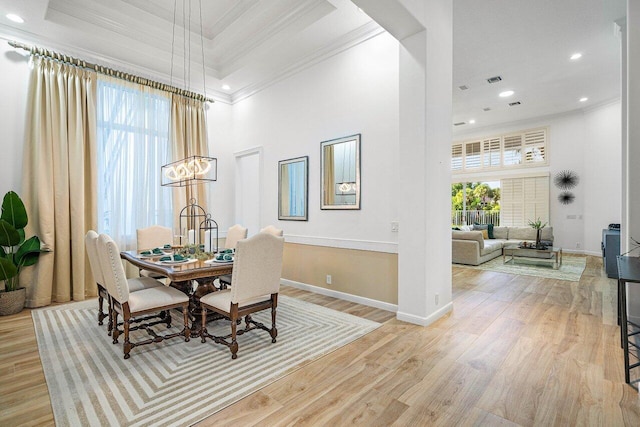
[8,40,214,103]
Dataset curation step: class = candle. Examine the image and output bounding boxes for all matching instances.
[188,229,195,245]
[204,230,211,253]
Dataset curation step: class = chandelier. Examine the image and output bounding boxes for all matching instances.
[161,0,216,187]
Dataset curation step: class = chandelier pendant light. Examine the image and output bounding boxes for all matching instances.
[161,0,217,187]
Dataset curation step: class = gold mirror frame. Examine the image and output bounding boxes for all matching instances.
[320,134,361,210]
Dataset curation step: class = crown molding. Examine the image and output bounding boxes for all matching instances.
[231,21,385,104]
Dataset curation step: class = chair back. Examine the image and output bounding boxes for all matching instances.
[85,230,105,286]
[136,225,172,251]
[260,225,283,237]
[231,233,284,304]
[226,224,248,249]
[97,234,130,304]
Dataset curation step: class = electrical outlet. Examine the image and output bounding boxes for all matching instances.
[326,275,332,285]
[391,221,399,232]
[576,242,581,249]
[435,293,439,305]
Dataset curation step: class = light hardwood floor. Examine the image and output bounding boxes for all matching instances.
[1,255,639,426]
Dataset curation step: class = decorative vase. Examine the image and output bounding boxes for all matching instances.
[535,229,542,248]
[0,287,26,316]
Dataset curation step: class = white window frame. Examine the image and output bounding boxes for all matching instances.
[452,127,548,174]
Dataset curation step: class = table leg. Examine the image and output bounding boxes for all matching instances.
[621,278,630,384]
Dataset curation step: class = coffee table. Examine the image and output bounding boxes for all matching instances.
[502,244,562,269]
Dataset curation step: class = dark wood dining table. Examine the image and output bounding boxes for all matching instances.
[120,251,234,329]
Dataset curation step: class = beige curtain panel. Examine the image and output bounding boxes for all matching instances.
[21,56,98,307]
[170,95,210,231]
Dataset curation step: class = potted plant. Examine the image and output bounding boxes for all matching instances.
[528,217,548,248]
[0,191,45,315]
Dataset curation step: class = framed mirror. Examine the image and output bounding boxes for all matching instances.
[278,156,308,221]
[321,134,361,210]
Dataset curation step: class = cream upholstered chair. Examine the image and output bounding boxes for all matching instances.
[260,225,283,237]
[136,225,172,279]
[200,232,284,359]
[218,224,248,289]
[97,233,190,359]
[87,230,166,336]
[225,224,248,249]
[85,230,109,327]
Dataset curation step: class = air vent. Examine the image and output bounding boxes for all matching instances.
[453,122,466,126]
[458,85,469,91]
[487,76,502,84]
[509,101,521,106]
[483,107,491,111]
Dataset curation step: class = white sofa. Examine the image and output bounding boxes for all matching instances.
[452,226,554,266]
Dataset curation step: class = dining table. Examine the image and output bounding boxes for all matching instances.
[120,250,234,330]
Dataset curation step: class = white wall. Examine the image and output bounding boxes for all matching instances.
[453,100,622,255]
[231,32,400,249]
[0,41,30,199]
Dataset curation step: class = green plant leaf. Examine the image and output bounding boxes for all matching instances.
[1,191,28,229]
[0,219,21,247]
[0,257,17,282]
[16,236,42,267]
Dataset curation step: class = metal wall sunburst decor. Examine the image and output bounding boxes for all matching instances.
[558,192,575,205]
[554,170,579,189]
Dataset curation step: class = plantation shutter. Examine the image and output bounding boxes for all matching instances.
[524,128,546,164]
[464,141,481,169]
[451,143,463,171]
[503,134,522,166]
[500,175,549,227]
[482,137,501,168]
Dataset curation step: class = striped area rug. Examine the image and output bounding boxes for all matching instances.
[32,295,380,426]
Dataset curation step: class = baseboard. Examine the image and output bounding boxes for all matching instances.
[562,249,600,257]
[281,279,398,313]
[396,302,453,327]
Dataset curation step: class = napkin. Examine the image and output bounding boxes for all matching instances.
[215,253,233,261]
[140,250,152,256]
[163,244,172,249]
[220,249,234,254]
[152,248,163,254]
[159,253,187,262]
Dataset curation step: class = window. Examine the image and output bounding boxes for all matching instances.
[97,78,173,248]
[452,127,548,173]
[500,175,549,227]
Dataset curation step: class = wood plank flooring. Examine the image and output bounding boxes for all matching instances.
[1,255,639,426]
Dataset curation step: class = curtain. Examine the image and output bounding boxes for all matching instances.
[289,162,304,216]
[280,165,290,217]
[96,76,172,254]
[323,145,335,205]
[21,56,97,307]
[170,95,209,234]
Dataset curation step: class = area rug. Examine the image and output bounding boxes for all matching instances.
[32,295,380,427]
[458,255,587,282]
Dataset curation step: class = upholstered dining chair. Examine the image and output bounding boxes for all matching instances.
[86,230,168,336]
[85,230,109,327]
[136,225,173,279]
[260,225,284,237]
[97,233,191,359]
[217,224,248,289]
[200,232,284,359]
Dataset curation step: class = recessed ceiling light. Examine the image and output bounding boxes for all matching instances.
[222,84,231,90]
[469,119,476,124]
[499,90,514,97]
[570,53,582,60]
[6,13,24,23]
[579,97,588,102]
[487,76,502,84]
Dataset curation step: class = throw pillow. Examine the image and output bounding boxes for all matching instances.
[473,223,495,239]
[480,229,489,239]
